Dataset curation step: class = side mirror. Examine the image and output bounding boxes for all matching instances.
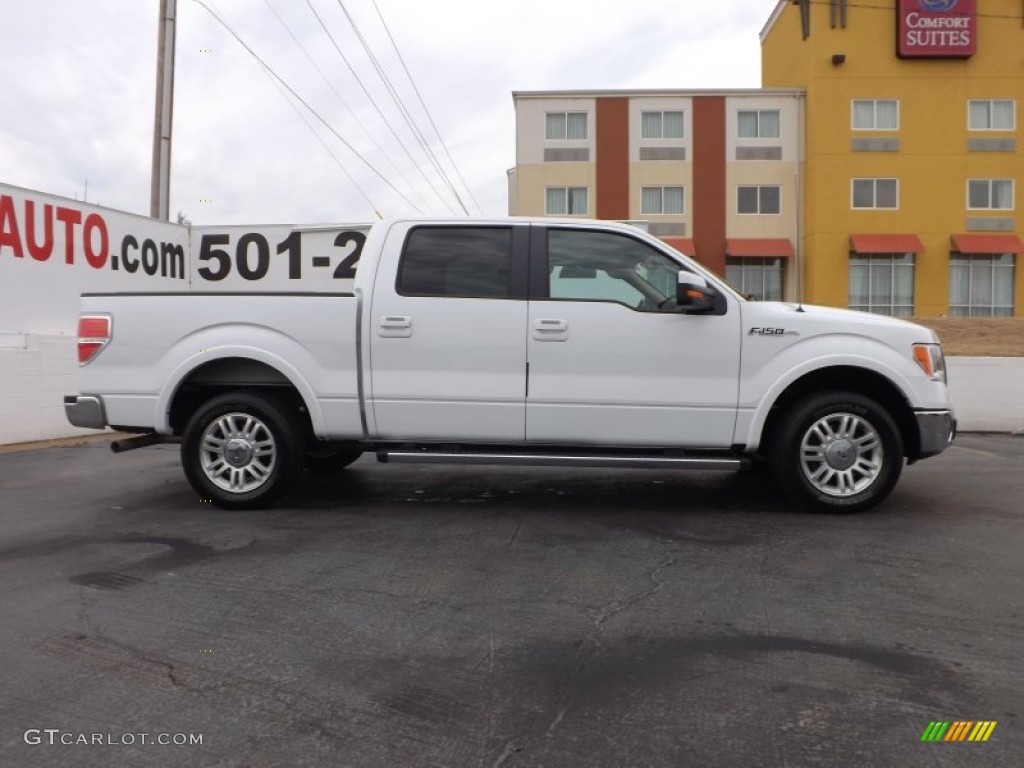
[676,272,719,314]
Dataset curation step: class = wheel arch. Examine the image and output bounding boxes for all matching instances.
[756,366,919,460]
[162,354,321,437]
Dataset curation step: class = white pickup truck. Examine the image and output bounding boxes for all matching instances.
[66,218,955,512]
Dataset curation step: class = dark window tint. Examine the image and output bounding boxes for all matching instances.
[397,227,512,298]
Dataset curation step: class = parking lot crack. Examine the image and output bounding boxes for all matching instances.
[75,585,100,636]
[491,737,527,768]
[545,706,567,737]
[507,517,524,546]
[593,553,675,629]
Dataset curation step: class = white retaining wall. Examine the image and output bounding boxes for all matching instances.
[0,332,103,444]
[0,340,1020,446]
[946,357,1024,434]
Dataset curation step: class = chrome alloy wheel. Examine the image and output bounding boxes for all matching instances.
[199,412,277,493]
[799,411,883,497]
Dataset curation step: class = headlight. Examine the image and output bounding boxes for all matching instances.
[912,343,946,382]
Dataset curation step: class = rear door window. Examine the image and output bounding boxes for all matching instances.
[397,227,513,299]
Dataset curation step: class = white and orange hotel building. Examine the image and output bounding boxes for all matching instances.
[507,90,805,304]
[508,0,1024,317]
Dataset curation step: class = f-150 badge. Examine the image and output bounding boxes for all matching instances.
[748,327,799,336]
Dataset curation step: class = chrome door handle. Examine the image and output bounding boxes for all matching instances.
[534,319,567,331]
[378,315,413,338]
[532,318,568,341]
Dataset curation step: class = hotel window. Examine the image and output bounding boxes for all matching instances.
[641,186,685,215]
[545,112,588,140]
[545,187,588,216]
[849,253,915,317]
[737,110,780,139]
[852,179,898,209]
[949,254,1015,317]
[852,99,899,130]
[641,111,684,139]
[968,180,1014,210]
[737,185,781,215]
[968,100,1015,131]
[726,258,783,301]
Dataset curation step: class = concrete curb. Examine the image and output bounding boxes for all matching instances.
[0,432,131,455]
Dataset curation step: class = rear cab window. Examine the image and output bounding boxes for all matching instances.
[397,227,514,299]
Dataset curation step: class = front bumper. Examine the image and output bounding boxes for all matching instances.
[64,395,108,430]
[913,409,956,460]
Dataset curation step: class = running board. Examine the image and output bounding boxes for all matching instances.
[379,450,747,472]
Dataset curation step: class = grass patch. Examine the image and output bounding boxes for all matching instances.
[914,318,1024,357]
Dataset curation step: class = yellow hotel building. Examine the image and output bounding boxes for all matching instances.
[762,0,1024,317]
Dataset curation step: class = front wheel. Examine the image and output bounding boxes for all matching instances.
[305,445,363,473]
[182,391,305,510]
[770,391,903,513]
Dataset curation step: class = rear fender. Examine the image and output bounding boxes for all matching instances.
[156,341,323,436]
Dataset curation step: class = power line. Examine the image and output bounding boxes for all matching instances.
[334,0,470,215]
[334,0,463,212]
[264,65,383,219]
[369,0,484,215]
[192,0,422,213]
[261,0,434,214]
[302,0,459,214]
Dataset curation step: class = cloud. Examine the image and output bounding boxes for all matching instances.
[0,0,771,224]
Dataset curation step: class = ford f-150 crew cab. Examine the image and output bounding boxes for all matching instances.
[65,218,955,512]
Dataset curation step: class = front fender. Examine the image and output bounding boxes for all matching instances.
[736,334,921,451]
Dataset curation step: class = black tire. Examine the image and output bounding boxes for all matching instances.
[770,391,903,513]
[305,445,363,473]
[181,391,305,510]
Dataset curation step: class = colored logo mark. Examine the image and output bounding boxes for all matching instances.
[918,0,958,11]
[921,721,997,742]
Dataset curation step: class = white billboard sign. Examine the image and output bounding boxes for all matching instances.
[0,182,371,334]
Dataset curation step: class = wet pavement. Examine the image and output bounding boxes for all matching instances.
[0,435,1021,767]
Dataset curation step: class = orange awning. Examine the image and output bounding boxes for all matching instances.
[951,234,1024,254]
[663,237,696,257]
[849,234,925,254]
[725,238,794,258]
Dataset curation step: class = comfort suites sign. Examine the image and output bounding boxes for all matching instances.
[897,0,976,58]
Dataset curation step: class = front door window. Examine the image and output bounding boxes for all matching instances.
[546,229,684,312]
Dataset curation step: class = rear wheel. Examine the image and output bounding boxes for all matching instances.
[771,391,903,513]
[182,391,305,510]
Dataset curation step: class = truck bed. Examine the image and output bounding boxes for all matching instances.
[77,292,363,439]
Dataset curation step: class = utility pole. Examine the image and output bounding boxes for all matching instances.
[150,0,177,220]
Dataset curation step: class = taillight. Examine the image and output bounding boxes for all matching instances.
[78,315,112,365]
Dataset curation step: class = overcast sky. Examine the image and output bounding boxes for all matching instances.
[0,0,771,225]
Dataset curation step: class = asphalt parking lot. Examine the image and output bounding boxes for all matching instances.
[0,434,1021,767]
